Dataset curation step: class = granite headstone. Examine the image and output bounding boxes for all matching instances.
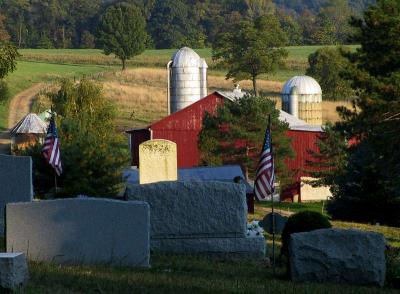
[6,198,150,267]
[0,155,33,235]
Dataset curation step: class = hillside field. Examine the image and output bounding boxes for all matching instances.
[1,45,357,130]
[18,45,358,81]
[0,61,110,130]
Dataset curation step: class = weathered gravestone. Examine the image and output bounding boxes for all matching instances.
[139,139,178,184]
[0,155,33,235]
[259,213,288,234]
[289,228,386,286]
[0,253,29,290]
[126,181,265,259]
[6,198,150,267]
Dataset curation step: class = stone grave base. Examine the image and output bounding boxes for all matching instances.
[151,236,266,259]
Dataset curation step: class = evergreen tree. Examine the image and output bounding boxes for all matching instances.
[198,95,294,187]
[213,16,288,95]
[312,0,400,226]
[98,3,147,70]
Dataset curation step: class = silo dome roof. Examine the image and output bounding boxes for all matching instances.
[171,47,201,68]
[282,75,322,95]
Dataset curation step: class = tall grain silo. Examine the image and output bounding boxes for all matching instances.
[282,76,323,125]
[167,47,208,114]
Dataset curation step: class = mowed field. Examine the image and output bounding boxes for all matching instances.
[1,45,357,130]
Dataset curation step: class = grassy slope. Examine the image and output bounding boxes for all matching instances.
[255,201,400,248]
[18,45,358,82]
[24,254,397,294]
[0,61,110,130]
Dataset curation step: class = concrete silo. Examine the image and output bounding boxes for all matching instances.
[282,76,323,125]
[167,47,208,114]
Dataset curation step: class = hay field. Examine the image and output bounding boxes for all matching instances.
[95,68,352,129]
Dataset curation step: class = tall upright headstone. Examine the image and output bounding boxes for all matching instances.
[139,139,178,184]
[0,155,33,235]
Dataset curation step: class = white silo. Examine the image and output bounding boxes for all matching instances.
[282,76,323,125]
[167,47,208,114]
[200,58,208,99]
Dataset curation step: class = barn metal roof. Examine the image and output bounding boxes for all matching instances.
[217,91,323,132]
[282,76,322,95]
[278,110,323,132]
[10,113,48,135]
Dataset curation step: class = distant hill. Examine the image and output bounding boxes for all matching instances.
[274,0,376,14]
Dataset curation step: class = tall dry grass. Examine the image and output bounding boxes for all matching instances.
[30,67,351,129]
[95,67,352,129]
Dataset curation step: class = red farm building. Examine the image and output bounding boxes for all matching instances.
[126,91,324,201]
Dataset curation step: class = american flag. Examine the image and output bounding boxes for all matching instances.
[254,122,275,201]
[42,116,62,176]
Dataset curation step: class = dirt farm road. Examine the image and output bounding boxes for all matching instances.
[0,83,45,154]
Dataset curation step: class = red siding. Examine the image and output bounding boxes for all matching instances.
[127,92,324,203]
[286,130,323,180]
[282,129,323,201]
[150,93,224,167]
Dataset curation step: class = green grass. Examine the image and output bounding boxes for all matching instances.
[17,45,358,82]
[258,201,326,214]
[254,201,400,248]
[0,61,111,130]
[12,255,397,293]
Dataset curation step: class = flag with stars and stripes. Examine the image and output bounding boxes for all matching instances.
[254,120,275,201]
[42,116,62,176]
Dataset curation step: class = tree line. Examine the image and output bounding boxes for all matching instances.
[0,0,374,49]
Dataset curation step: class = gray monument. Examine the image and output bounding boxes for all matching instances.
[126,181,265,259]
[259,213,288,235]
[289,228,386,286]
[0,253,29,290]
[0,155,33,235]
[6,198,150,267]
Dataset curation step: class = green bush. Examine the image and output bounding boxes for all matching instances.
[386,246,400,288]
[281,211,332,256]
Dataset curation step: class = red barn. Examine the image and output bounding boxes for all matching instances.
[126,91,324,201]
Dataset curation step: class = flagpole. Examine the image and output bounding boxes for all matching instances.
[54,173,58,197]
[269,114,276,276]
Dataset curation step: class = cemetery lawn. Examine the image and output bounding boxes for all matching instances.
[10,254,399,293]
[1,201,399,293]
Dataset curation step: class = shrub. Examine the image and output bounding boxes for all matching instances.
[386,246,400,288]
[281,211,332,256]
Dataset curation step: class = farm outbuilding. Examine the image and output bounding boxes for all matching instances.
[126,91,325,201]
[282,75,323,125]
[10,113,48,152]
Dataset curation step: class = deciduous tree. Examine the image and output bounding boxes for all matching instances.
[24,79,129,197]
[213,16,288,96]
[98,3,147,70]
[306,46,354,100]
